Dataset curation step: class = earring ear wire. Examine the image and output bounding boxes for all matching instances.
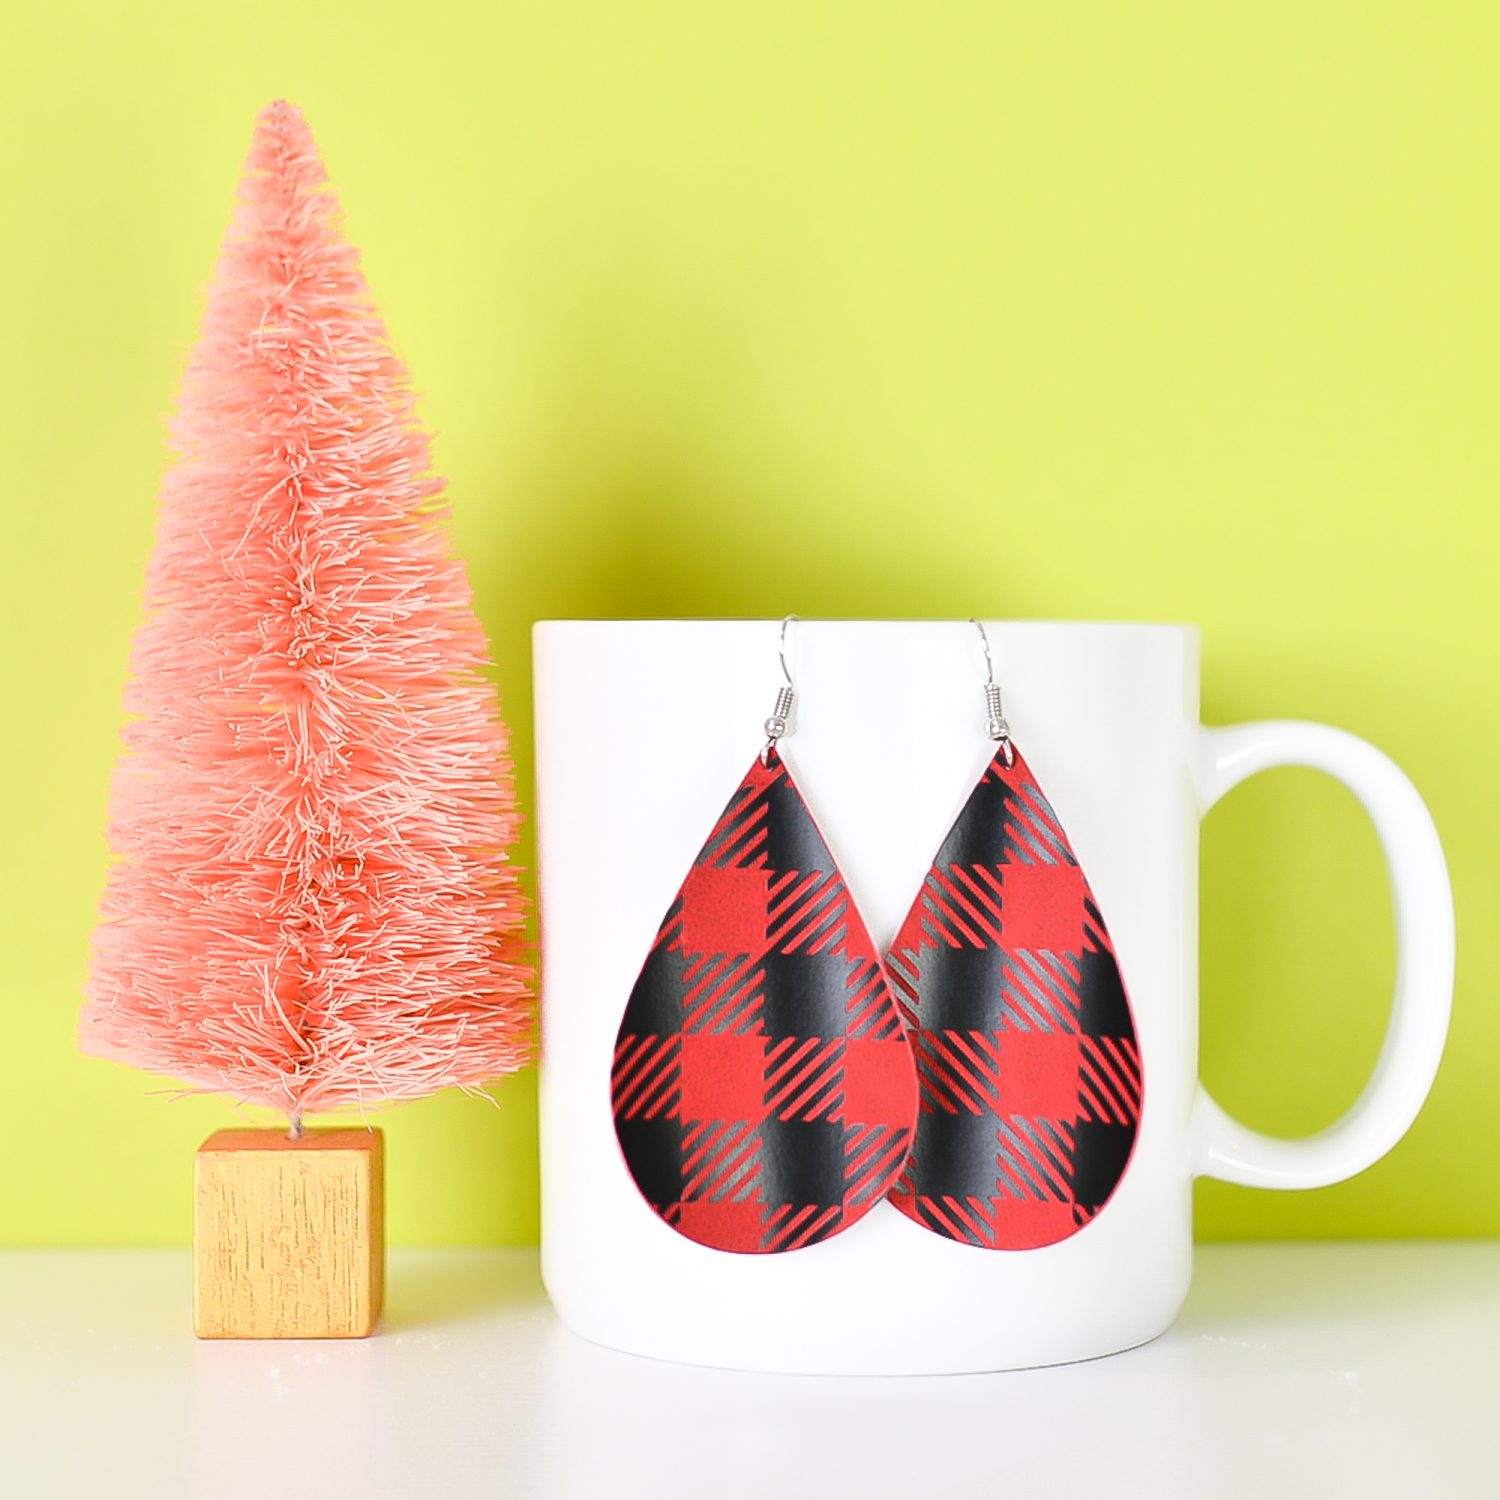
[969,618,1014,765]
[761,613,800,763]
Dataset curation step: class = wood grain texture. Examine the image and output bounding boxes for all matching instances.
[193,1128,384,1339]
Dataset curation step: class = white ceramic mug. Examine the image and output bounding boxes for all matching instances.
[533,620,1453,1373]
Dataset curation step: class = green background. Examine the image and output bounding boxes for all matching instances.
[1,2,1493,1246]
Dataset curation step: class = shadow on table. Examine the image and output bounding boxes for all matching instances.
[380,1251,546,1334]
[1180,1239,1497,1334]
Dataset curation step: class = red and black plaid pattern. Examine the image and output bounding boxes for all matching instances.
[886,745,1142,1249]
[612,746,918,1253]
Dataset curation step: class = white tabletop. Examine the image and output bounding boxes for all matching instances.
[0,1242,1493,1499]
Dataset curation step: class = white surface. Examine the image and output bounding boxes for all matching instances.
[533,621,1452,1371]
[0,1243,1494,1500]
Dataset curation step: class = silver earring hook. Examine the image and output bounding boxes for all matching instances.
[972,616,996,687]
[777,613,798,687]
[761,614,800,764]
[969,618,1014,766]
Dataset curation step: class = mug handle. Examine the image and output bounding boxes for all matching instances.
[1190,721,1454,1187]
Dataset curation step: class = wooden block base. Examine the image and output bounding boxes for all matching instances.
[194,1128,385,1339]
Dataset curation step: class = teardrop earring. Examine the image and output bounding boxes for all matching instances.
[611,618,919,1253]
[886,620,1143,1250]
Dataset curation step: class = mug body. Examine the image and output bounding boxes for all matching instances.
[535,620,1201,1373]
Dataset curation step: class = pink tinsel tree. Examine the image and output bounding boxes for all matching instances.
[83,101,532,1130]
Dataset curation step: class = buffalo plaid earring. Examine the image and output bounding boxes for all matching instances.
[611,617,919,1253]
[884,620,1144,1250]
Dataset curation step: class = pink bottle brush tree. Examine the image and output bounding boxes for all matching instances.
[83,101,533,1135]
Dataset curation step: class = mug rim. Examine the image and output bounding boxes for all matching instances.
[534,618,1201,638]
